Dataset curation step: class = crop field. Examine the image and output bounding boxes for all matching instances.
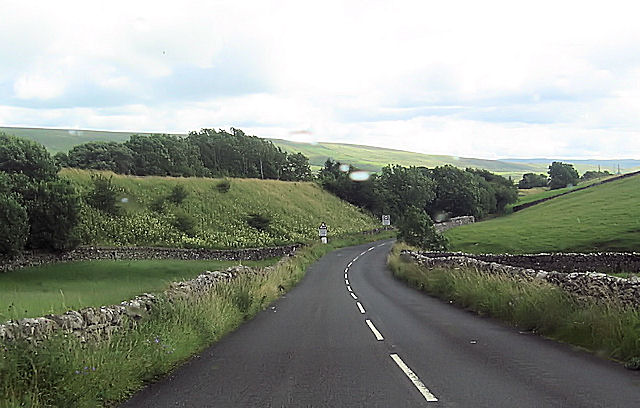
[0,258,277,321]
[446,174,640,254]
[62,169,379,249]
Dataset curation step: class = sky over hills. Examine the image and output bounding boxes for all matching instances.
[1,0,639,159]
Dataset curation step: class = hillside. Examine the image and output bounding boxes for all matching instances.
[62,169,378,249]
[445,173,640,254]
[272,139,546,177]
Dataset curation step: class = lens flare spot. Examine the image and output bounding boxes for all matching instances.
[339,164,350,172]
[349,171,370,182]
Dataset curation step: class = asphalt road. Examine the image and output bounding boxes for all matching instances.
[121,239,640,407]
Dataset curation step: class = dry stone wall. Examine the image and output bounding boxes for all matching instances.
[0,245,300,273]
[0,265,258,343]
[434,216,475,233]
[403,250,640,307]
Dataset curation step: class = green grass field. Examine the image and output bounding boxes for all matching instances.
[446,174,640,254]
[514,175,617,207]
[62,169,378,249]
[0,259,277,321]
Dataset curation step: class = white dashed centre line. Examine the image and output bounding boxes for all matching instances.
[356,302,366,314]
[348,262,353,267]
[347,285,353,292]
[350,292,358,300]
[390,354,438,402]
[365,319,384,341]
[344,273,348,279]
[345,279,350,285]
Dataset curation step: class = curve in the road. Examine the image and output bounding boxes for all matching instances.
[122,239,640,407]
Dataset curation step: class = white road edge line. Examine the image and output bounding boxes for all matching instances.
[365,319,384,341]
[350,293,358,300]
[356,302,366,314]
[390,354,438,402]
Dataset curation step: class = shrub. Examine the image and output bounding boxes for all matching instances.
[149,196,167,213]
[397,206,448,251]
[0,193,29,256]
[27,179,81,251]
[215,179,231,193]
[247,213,271,231]
[173,211,197,236]
[168,184,189,204]
[0,133,59,181]
[86,174,120,215]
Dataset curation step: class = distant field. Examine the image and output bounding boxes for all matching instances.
[0,258,276,321]
[514,176,616,207]
[446,174,640,254]
[62,169,378,249]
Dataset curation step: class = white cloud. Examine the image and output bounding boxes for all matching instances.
[1,0,640,159]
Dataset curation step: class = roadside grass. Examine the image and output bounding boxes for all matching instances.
[0,231,395,408]
[0,259,277,321]
[62,169,379,249]
[446,173,640,254]
[388,243,640,366]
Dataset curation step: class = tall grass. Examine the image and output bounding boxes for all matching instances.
[388,244,640,365]
[0,231,394,408]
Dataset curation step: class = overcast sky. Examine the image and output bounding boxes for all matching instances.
[1,0,640,159]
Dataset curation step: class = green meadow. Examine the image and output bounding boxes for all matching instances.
[446,174,640,254]
[62,169,378,249]
[0,258,277,321]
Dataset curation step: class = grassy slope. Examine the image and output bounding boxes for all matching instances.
[63,169,378,249]
[446,174,640,254]
[0,259,276,321]
[273,138,547,178]
[514,176,616,206]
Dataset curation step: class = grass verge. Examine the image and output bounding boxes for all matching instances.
[388,243,640,367]
[0,230,395,408]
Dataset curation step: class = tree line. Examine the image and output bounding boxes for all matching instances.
[518,162,612,190]
[318,159,519,221]
[54,128,313,181]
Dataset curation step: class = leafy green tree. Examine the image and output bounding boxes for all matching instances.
[281,152,312,181]
[374,165,435,218]
[66,142,135,174]
[0,132,59,181]
[26,179,81,251]
[580,170,610,181]
[548,162,579,190]
[518,173,548,189]
[467,168,518,213]
[397,206,448,251]
[85,174,120,215]
[427,165,485,218]
[0,193,29,256]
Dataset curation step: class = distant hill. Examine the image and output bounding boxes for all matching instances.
[502,158,640,173]
[1,125,624,178]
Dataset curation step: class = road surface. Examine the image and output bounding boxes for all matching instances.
[122,239,640,407]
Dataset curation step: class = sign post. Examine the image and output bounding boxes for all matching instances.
[382,214,391,226]
[318,222,328,244]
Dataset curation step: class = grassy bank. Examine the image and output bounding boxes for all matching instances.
[0,259,278,321]
[388,243,640,367]
[0,231,394,408]
[446,173,640,253]
[62,168,379,249]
